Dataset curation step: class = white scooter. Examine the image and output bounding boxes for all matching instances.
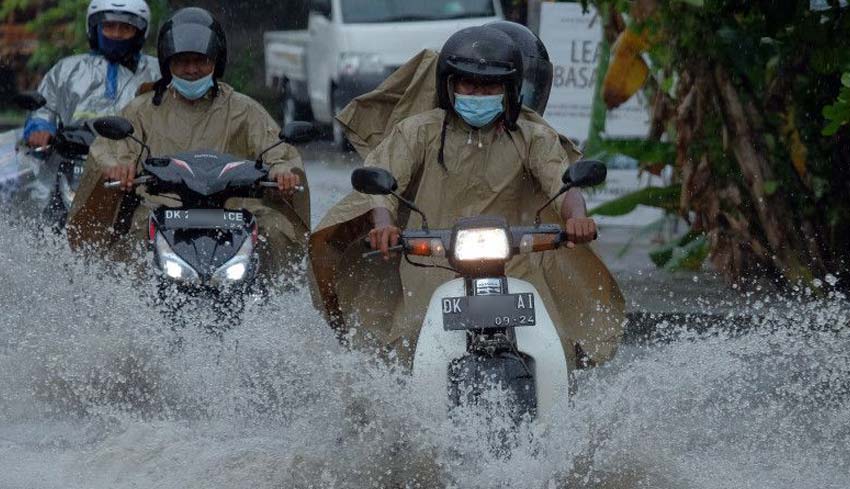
[351,160,607,425]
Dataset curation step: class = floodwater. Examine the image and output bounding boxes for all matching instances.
[0,156,848,488]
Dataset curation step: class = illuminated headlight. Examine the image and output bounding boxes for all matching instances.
[338,52,384,76]
[211,238,253,284]
[453,228,510,262]
[155,233,199,281]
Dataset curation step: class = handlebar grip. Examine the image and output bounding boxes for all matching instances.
[103,175,151,189]
[362,244,404,259]
[558,230,599,247]
[259,181,305,192]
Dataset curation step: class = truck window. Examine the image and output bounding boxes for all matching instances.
[340,0,495,23]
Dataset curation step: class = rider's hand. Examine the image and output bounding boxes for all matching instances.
[369,208,400,260]
[369,224,401,260]
[564,217,597,248]
[275,171,301,194]
[27,131,51,149]
[104,163,137,192]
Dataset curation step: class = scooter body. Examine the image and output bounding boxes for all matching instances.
[94,115,317,331]
[413,277,570,424]
[350,159,608,429]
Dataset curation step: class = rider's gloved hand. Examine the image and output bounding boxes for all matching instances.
[274,170,301,193]
[369,207,400,260]
[564,217,597,248]
[27,131,52,149]
[104,163,137,192]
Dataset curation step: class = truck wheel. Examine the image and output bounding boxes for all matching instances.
[331,89,353,153]
[280,81,309,127]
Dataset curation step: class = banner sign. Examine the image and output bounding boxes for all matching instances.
[539,2,651,143]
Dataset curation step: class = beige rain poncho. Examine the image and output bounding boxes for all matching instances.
[67,83,310,278]
[309,50,624,369]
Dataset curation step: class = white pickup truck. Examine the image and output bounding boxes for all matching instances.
[264,0,503,149]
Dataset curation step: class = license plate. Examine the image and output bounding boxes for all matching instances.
[162,209,246,229]
[442,293,536,331]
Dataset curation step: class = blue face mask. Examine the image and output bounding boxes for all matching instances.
[171,74,214,101]
[97,25,138,62]
[453,93,505,128]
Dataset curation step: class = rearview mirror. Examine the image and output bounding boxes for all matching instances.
[563,159,607,188]
[351,168,398,195]
[281,121,316,145]
[92,116,135,141]
[13,91,47,111]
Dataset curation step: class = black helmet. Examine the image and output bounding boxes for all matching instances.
[436,26,524,130]
[156,7,227,84]
[485,21,553,115]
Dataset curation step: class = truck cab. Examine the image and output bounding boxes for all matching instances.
[265,0,503,149]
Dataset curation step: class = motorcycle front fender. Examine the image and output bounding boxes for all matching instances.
[411,277,571,423]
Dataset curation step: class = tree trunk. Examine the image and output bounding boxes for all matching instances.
[713,65,816,282]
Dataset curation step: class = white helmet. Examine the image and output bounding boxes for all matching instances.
[86,0,151,49]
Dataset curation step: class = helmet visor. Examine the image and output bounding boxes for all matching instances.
[160,24,223,63]
[91,11,148,32]
[446,56,518,82]
[519,56,553,115]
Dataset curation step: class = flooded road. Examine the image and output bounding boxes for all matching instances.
[0,144,848,488]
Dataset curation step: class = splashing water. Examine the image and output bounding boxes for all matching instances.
[0,210,848,488]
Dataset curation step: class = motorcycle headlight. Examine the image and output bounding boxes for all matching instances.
[338,52,384,76]
[155,233,199,281]
[453,228,510,262]
[211,238,253,284]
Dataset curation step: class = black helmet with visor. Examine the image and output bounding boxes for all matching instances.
[436,26,524,130]
[485,21,553,115]
[153,8,227,105]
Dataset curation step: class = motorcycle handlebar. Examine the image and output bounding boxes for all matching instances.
[103,175,152,189]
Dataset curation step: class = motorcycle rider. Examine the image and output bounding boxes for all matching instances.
[67,7,310,280]
[23,0,160,148]
[309,26,625,370]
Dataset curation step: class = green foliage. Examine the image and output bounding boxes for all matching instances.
[649,230,704,269]
[822,72,850,136]
[658,233,709,271]
[2,0,168,72]
[589,185,681,216]
[593,139,676,169]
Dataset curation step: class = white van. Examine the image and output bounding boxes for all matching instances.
[265,0,503,148]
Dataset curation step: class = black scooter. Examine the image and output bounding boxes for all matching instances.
[93,116,314,330]
[13,92,95,228]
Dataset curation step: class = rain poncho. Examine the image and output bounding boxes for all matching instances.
[67,83,310,279]
[23,53,160,139]
[309,50,625,369]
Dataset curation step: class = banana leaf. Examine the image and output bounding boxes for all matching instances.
[589,185,681,216]
[662,234,709,272]
[649,229,703,267]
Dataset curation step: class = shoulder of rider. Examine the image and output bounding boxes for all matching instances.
[388,108,447,146]
[516,107,582,162]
